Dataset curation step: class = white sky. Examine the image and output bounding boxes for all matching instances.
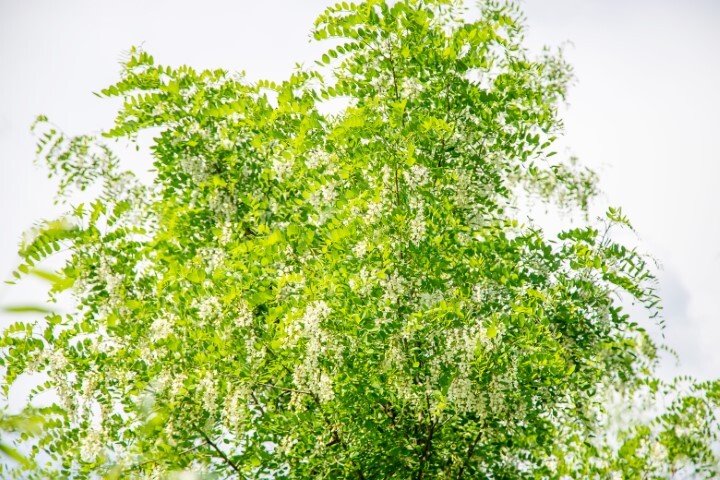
[1,0,718,389]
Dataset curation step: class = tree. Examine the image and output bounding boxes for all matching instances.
[2,0,719,478]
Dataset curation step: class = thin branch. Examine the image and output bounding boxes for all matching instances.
[196,427,246,479]
[250,391,266,417]
[131,441,208,471]
[456,428,483,479]
[416,417,438,480]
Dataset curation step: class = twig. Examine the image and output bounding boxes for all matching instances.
[456,428,483,479]
[196,427,246,479]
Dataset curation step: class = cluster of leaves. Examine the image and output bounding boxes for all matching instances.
[1,0,719,478]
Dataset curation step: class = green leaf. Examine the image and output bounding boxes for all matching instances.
[2,305,54,314]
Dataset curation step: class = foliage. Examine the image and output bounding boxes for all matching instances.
[2,0,719,478]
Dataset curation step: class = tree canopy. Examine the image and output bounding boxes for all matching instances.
[2,0,719,478]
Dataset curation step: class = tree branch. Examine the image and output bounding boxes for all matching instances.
[196,427,246,479]
[415,417,438,480]
[456,428,483,479]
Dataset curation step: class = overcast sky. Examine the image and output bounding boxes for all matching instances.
[1,0,719,386]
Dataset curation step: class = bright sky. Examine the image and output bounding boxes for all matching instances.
[1,0,718,390]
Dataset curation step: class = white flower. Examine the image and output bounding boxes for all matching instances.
[418,290,443,308]
[170,374,186,398]
[151,316,173,341]
[308,210,332,227]
[180,156,209,184]
[471,283,485,304]
[382,342,405,372]
[210,191,235,220]
[221,138,234,150]
[381,164,393,185]
[236,302,253,328]
[223,386,247,431]
[409,216,426,245]
[98,260,124,293]
[277,435,298,457]
[409,195,425,213]
[488,379,504,413]
[305,149,331,170]
[195,296,222,319]
[352,267,374,297]
[199,247,226,272]
[183,85,200,101]
[403,164,430,188]
[276,262,294,277]
[199,373,217,408]
[271,158,293,181]
[302,301,331,332]
[219,222,233,244]
[401,77,422,94]
[80,427,104,462]
[320,182,338,204]
[154,371,172,392]
[649,441,666,463]
[82,371,98,395]
[365,200,384,223]
[381,272,407,303]
[352,240,368,257]
[448,377,480,414]
[317,372,335,402]
[48,349,69,371]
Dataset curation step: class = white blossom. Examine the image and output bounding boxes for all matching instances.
[48,348,69,371]
[271,158,293,181]
[401,77,422,95]
[219,222,233,244]
[170,373,186,399]
[199,372,217,408]
[381,164,393,185]
[277,435,298,457]
[98,259,124,294]
[80,426,104,462]
[194,296,222,319]
[154,371,172,393]
[180,156,209,184]
[418,290,443,308]
[488,379,505,414]
[403,164,430,188]
[305,149,331,170]
[381,271,407,304]
[471,283,485,304]
[199,247,226,272]
[236,301,253,328]
[409,216,426,245]
[351,267,374,297]
[301,301,330,333]
[316,372,335,402]
[151,316,173,341]
[352,240,368,257]
[223,386,248,431]
[182,85,200,101]
[365,200,384,224]
[321,182,338,204]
